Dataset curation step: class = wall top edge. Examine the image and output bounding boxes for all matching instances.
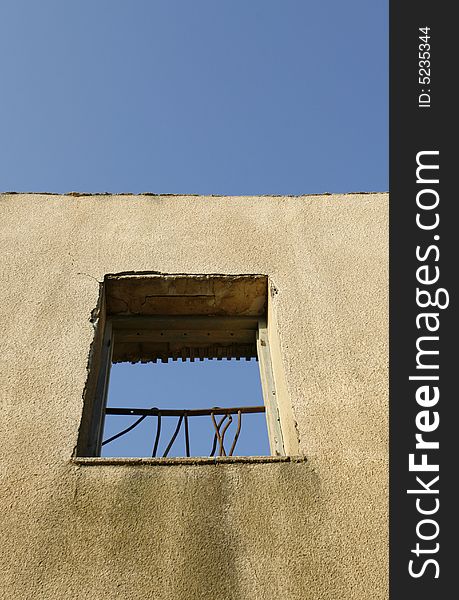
[0,191,389,199]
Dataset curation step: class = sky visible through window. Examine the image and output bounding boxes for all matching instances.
[102,359,269,457]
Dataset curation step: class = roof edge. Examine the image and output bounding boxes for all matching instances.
[0,190,388,198]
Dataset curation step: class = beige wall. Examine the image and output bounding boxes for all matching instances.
[0,193,388,600]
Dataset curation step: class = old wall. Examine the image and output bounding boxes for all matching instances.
[0,193,388,600]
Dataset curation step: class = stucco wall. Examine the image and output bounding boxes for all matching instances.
[0,193,388,600]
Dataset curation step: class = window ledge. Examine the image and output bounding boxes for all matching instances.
[72,455,307,467]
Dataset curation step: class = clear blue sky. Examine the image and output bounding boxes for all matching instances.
[1,1,388,457]
[0,0,387,195]
[103,360,269,458]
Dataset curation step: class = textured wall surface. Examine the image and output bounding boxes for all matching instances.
[0,193,388,600]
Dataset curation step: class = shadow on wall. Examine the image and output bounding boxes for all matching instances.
[24,462,337,600]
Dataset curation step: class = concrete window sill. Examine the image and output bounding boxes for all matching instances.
[72,455,307,467]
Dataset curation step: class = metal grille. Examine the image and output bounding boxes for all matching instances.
[102,405,266,457]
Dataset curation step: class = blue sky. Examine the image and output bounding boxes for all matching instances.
[103,360,269,458]
[1,1,388,456]
[0,0,388,195]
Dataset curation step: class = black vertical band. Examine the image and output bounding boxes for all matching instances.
[390,3,455,597]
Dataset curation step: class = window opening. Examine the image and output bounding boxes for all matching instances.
[78,274,285,459]
[101,359,270,458]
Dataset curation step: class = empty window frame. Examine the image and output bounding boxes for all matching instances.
[77,274,285,458]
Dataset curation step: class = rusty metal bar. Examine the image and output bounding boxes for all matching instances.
[211,412,223,456]
[219,414,233,456]
[151,411,162,458]
[210,414,227,457]
[101,413,148,447]
[102,405,265,457]
[229,410,242,456]
[211,411,234,456]
[184,412,190,457]
[162,414,184,458]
